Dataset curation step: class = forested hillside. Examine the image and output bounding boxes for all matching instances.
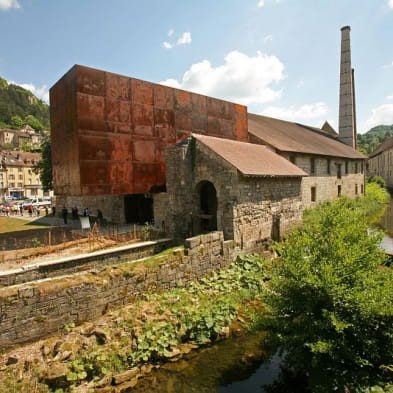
[358,124,393,156]
[0,76,50,130]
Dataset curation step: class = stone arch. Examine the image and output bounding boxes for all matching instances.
[194,180,218,234]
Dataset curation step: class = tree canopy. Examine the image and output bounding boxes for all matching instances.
[0,76,49,130]
[358,124,393,156]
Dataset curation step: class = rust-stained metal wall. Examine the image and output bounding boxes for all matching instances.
[50,65,248,196]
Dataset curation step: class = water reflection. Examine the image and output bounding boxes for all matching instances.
[379,198,393,236]
[125,331,281,393]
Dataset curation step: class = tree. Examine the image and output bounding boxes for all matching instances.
[24,114,44,131]
[10,115,24,129]
[34,136,52,191]
[264,198,393,392]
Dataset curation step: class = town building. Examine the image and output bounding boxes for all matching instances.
[0,125,44,150]
[0,150,51,199]
[368,137,393,188]
[50,26,365,245]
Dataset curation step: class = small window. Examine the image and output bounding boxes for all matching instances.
[310,157,315,175]
[338,185,342,197]
[355,162,358,174]
[361,162,364,174]
[311,187,317,202]
[327,159,331,175]
[337,164,342,179]
[355,184,358,195]
[361,184,364,194]
[345,161,348,174]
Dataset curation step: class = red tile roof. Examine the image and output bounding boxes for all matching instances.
[193,134,308,177]
[248,113,365,159]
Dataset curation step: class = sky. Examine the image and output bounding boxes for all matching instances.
[0,0,392,134]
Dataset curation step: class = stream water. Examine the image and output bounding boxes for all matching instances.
[126,331,282,393]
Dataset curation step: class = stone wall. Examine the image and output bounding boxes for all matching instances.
[233,177,303,250]
[0,232,239,351]
[0,239,172,287]
[280,152,365,207]
[368,149,393,188]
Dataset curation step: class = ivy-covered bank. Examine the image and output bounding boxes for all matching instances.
[0,255,267,393]
[0,183,391,393]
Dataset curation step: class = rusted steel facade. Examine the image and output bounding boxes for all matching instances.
[50,65,248,196]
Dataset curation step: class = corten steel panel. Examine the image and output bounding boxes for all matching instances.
[50,64,248,196]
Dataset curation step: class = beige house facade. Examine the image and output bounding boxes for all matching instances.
[0,150,51,199]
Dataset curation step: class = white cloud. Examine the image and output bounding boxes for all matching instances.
[163,41,173,49]
[388,0,393,9]
[10,80,49,103]
[160,50,285,106]
[261,102,329,123]
[177,31,192,46]
[363,104,393,131]
[162,31,192,49]
[0,0,20,11]
[257,0,279,7]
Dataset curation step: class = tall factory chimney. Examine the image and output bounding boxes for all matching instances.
[338,26,357,148]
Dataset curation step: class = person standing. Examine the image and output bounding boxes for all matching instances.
[62,206,68,225]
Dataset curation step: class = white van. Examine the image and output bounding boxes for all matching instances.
[22,197,51,209]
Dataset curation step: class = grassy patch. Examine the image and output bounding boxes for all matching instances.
[0,217,49,234]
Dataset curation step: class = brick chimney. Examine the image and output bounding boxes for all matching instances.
[338,26,357,148]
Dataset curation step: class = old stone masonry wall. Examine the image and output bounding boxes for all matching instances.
[0,232,239,351]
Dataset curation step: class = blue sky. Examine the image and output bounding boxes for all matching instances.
[0,0,392,133]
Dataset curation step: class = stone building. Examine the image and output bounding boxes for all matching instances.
[0,125,44,150]
[368,137,393,188]
[50,26,365,246]
[154,134,306,247]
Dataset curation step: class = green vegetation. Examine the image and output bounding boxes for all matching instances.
[33,136,53,191]
[61,255,265,388]
[358,124,393,156]
[355,181,389,221]
[0,76,49,131]
[369,175,387,189]
[263,194,393,392]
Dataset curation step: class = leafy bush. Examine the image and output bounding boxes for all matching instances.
[356,182,390,221]
[141,222,154,241]
[264,198,393,392]
[368,176,387,189]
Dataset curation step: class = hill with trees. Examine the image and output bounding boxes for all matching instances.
[0,76,50,131]
[358,124,393,156]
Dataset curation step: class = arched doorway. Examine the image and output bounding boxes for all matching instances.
[195,181,217,233]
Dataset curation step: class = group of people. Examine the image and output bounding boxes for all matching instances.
[61,206,92,224]
[0,203,49,217]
